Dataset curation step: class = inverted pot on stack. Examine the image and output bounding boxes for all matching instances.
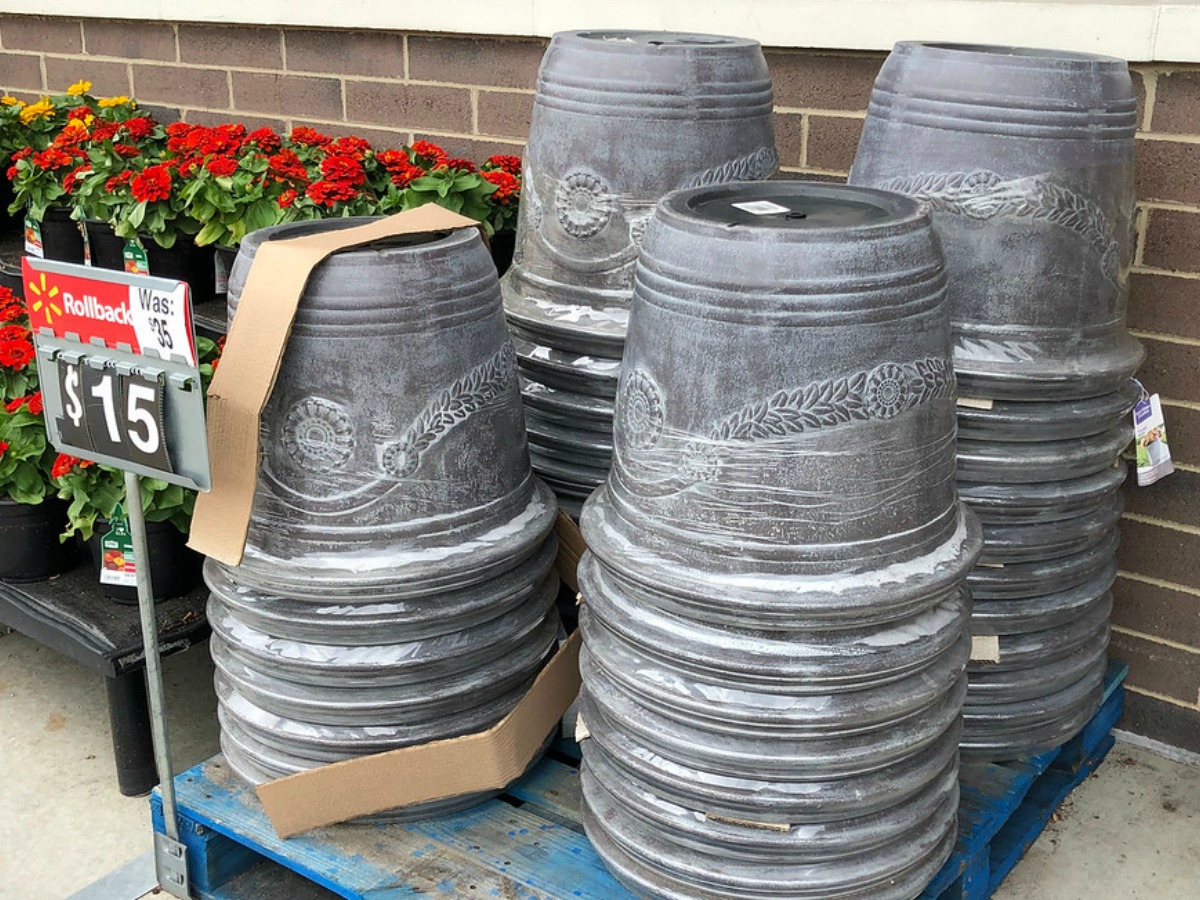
[578,182,982,900]
[208,218,561,820]
[501,29,777,516]
[850,41,1143,762]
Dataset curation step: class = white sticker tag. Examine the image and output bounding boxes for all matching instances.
[957,396,995,410]
[732,200,792,216]
[574,712,591,743]
[213,251,229,295]
[1134,393,1174,486]
[970,635,1001,663]
[128,282,196,366]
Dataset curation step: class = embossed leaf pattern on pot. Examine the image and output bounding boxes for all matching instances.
[621,370,666,450]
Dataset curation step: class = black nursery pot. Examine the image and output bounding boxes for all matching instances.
[143,238,217,304]
[87,518,203,603]
[84,220,126,271]
[0,497,79,583]
[489,231,516,277]
[0,178,20,238]
[39,207,86,264]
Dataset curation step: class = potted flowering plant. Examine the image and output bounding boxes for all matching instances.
[50,335,221,601]
[0,285,78,581]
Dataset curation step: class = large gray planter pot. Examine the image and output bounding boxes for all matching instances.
[849,42,1144,400]
[577,182,982,900]
[501,30,778,512]
[210,217,560,820]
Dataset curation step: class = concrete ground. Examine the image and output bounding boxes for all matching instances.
[0,625,1197,899]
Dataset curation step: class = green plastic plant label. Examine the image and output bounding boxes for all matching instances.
[213,251,229,295]
[99,503,138,587]
[123,239,150,275]
[23,215,43,257]
[1134,392,1174,486]
[80,221,91,267]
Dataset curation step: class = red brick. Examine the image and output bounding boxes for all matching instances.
[0,52,42,93]
[1113,573,1200,650]
[805,115,863,172]
[765,51,882,111]
[179,24,282,70]
[1150,69,1200,136]
[1141,207,1200,273]
[44,57,129,98]
[1132,67,1150,131]
[774,112,803,168]
[411,132,523,164]
[346,80,470,133]
[1128,272,1200,340]
[1109,630,1200,705]
[285,29,403,78]
[233,72,341,120]
[477,90,533,139]
[408,36,545,90]
[84,19,176,62]
[1121,690,1200,754]
[1123,466,1200,527]
[1,16,81,55]
[1135,335,1200,404]
[1154,402,1200,467]
[133,64,229,110]
[1118,517,1200,591]
[1136,137,1200,205]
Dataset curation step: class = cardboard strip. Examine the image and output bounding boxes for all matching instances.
[188,206,481,565]
[257,629,583,838]
[553,510,587,593]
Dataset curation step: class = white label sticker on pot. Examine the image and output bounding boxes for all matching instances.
[957,396,995,410]
[732,200,792,216]
[970,635,1002,663]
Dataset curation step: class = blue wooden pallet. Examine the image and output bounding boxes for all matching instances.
[152,661,1126,900]
[919,659,1128,900]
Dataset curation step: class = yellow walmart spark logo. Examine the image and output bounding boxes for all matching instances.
[26,272,62,326]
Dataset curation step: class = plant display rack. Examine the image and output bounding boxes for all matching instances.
[151,661,1127,900]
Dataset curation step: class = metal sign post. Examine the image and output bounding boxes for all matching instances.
[23,257,212,899]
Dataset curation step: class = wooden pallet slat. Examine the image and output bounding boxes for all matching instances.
[154,662,1128,900]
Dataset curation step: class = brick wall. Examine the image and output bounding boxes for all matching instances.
[1,15,1198,753]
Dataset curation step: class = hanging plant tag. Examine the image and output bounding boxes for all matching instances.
[80,221,92,267]
[213,252,230,295]
[99,503,138,587]
[1134,392,1174,486]
[123,239,150,275]
[23,215,43,257]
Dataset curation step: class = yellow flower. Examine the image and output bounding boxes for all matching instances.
[19,99,54,125]
[66,80,92,96]
[0,96,20,107]
[98,95,130,108]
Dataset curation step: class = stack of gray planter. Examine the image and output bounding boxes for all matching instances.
[851,42,1143,761]
[578,182,982,899]
[206,219,561,820]
[501,29,778,516]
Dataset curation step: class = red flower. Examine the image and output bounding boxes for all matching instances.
[320,154,365,187]
[67,105,93,121]
[376,149,408,171]
[32,147,77,170]
[90,121,120,143]
[305,179,359,207]
[206,157,239,178]
[277,188,298,208]
[27,391,43,415]
[328,136,372,160]
[113,143,141,158]
[104,171,133,193]
[441,157,477,173]
[0,335,35,369]
[268,148,308,182]
[11,147,32,162]
[410,140,446,163]
[165,122,192,138]
[62,165,89,194]
[130,165,173,203]
[290,126,332,147]
[485,154,522,177]
[5,165,16,181]
[3,397,23,413]
[0,324,29,342]
[123,117,155,142]
[0,441,8,458]
[389,163,423,188]
[51,453,81,479]
[482,169,519,203]
[246,127,281,152]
